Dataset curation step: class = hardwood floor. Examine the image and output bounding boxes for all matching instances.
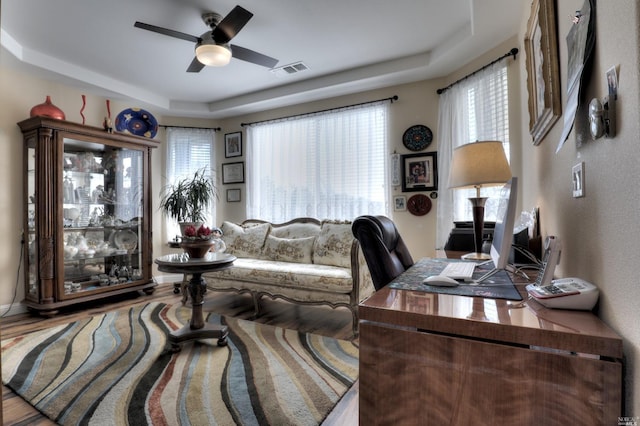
[1,283,359,425]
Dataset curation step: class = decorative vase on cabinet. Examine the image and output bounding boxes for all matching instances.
[18,116,159,316]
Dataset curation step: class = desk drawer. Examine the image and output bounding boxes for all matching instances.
[359,321,621,425]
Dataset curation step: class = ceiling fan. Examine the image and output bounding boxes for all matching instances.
[134,5,278,72]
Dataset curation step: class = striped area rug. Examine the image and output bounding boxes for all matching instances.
[1,302,358,425]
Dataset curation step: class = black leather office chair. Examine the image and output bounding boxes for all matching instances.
[352,215,414,290]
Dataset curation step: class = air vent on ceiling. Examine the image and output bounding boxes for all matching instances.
[270,61,309,77]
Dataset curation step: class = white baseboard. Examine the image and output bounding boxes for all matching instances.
[0,302,28,317]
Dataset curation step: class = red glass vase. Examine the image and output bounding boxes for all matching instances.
[30,96,66,120]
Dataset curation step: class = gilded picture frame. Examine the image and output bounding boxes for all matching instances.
[524,0,561,145]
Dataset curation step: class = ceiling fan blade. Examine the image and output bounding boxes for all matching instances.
[134,21,200,43]
[230,44,278,68]
[186,57,205,73]
[212,5,253,44]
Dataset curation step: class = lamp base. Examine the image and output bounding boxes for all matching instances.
[468,196,488,262]
[461,252,491,261]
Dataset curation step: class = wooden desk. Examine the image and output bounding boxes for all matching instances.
[358,261,623,425]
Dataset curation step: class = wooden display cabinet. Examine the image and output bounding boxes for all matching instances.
[18,116,159,316]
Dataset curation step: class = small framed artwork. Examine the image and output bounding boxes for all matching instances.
[401,152,438,192]
[227,188,241,202]
[393,195,407,212]
[222,162,244,184]
[224,132,242,158]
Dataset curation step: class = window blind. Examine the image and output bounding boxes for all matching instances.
[246,101,389,222]
[164,127,216,239]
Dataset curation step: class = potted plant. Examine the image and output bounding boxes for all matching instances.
[159,167,217,235]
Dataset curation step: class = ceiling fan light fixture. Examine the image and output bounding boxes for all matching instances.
[195,42,231,66]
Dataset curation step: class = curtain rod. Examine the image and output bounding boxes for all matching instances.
[159,124,222,131]
[240,95,398,127]
[436,48,519,95]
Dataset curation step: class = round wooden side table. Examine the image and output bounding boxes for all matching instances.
[155,252,236,351]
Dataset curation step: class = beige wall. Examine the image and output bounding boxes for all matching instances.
[1,0,638,414]
[515,0,639,415]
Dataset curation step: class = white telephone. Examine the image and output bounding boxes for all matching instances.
[525,236,600,310]
[526,278,599,310]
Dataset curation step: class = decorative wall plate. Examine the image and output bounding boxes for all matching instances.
[407,194,432,216]
[402,125,433,151]
[115,108,158,138]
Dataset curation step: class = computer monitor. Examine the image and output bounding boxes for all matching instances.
[477,177,518,283]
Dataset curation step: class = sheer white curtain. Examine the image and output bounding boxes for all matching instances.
[246,101,389,223]
[164,127,216,240]
[435,62,510,249]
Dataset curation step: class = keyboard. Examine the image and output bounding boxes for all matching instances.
[440,262,476,281]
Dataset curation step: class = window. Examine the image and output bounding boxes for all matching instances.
[435,62,510,248]
[164,128,216,240]
[245,101,389,223]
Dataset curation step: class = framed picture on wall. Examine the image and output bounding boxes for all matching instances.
[401,152,438,192]
[222,162,244,184]
[524,0,561,145]
[224,132,242,158]
[393,195,407,211]
[226,188,241,202]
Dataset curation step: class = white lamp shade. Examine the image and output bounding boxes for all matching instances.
[195,43,232,67]
[449,141,511,189]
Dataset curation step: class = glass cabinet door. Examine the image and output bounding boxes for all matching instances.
[61,138,144,296]
[26,145,38,299]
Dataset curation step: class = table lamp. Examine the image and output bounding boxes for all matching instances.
[449,141,511,260]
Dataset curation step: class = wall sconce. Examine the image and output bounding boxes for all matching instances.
[588,95,616,139]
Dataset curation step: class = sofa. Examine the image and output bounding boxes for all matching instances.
[202,218,375,335]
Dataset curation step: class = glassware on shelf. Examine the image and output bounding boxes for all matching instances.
[92,185,105,203]
[115,229,139,276]
[63,175,75,203]
[63,208,81,227]
[28,209,36,229]
[114,229,138,252]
